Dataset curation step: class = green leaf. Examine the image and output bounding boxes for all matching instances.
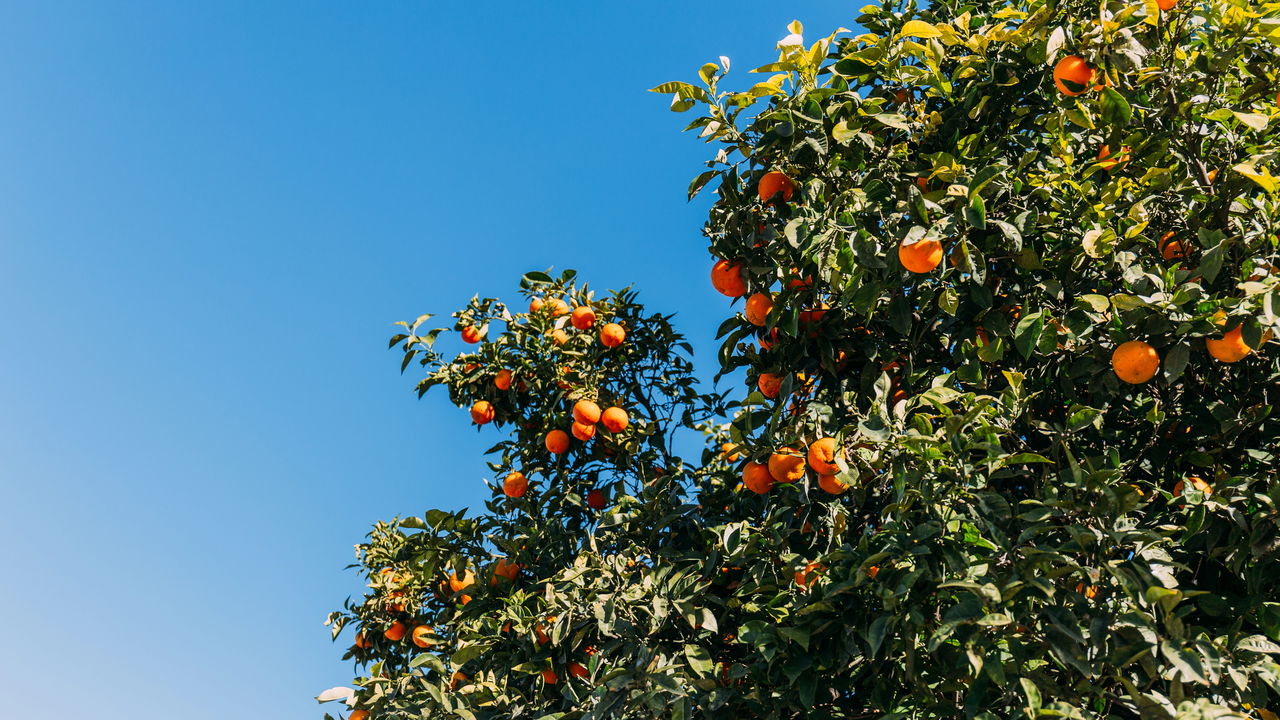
[1233,111,1269,131]
[1099,88,1133,126]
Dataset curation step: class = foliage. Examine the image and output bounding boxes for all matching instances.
[325,2,1280,718]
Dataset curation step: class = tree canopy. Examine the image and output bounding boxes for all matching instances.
[323,2,1280,718]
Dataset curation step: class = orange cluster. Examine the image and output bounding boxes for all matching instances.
[740,437,851,496]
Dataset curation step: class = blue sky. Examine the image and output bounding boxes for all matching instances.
[0,2,850,717]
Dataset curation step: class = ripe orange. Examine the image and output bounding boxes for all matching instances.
[573,400,601,424]
[448,569,476,593]
[866,565,880,579]
[1111,341,1160,384]
[742,461,774,494]
[384,620,407,642]
[1174,476,1212,498]
[793,561,825,588]
[529,297,544,313]
[806,437,841,475]
[768,447,806,483]
[571,306,596,330]
[548,298,570,317]
[758,171,795,202]
[460,325,484,344]
[491,558,520,584]
[799,303,829,326]
[601,407,629,432]
[758,328,778,350]
[600,322,626,347]
[899,238,943,273]
[1159,231,1190,260]
[354,630,371,649]
[586,488,607,510]
[535,616,557,645]
[411,624,434,648]
[1206,324,1252,363]
[744,292,773,326]
[1053,55,1097,96]
[494,369,513,390]
[470,400,495,425]
[1076,583,1099,599]
[568,661,590,679]
[551,328,569,346]
[721,442,741,462]
[449,671,468,690]
[542,668,559,685]
[571,420,596,441]
[818,473,849,494]
[350,710,369,720]
[503,471,528,498]
[1156,0,1176,8]
[893,88,910,104]
[757,373,782,398]
[711,259,748,297]
[545,429,570,454]
[1096,145,1130,170]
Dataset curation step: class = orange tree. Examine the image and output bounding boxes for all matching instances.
[323,2,1280,718]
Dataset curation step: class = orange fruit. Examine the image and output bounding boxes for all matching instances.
[793,561,825,588]
[1206,168,1218,183]
[721,442,741,462]
[542,668,559,685]
[711,259,748,297]
[384,620,407,642]
[547,298,570,317]
[535,616,557,645]
[866,565,880,579]
[491,558,520,584]
[545,429,570,454]
[494,369,513,390]
[448,569,476,593]
[893,88,910,104]
[768,447,806,483]
[571,306,596,330]
[1096,145,1130,170]
[503,471,528,498]
[529,297,544,313]
[1206,324,1252,363]
[899,238,943,273]
[470,400,495,425]
[890,387,909,405]
[1111,341,1160,384]
[758,328,778,350]
[818,473,849,494]
[799,303,829,326]
[600,322,626,347]
[551,328,569,346]
[568,661,590,679]
[354,630,371,649]
[411,624,434,648]
[1076,583,1099,599]
[571,420,596,441]
[1053,55,1097,96]
[573,400,601,424]
[586,488,607,510]
[742,461,775,494]
[1159,232,1190,261]
[758,171,795,202]
[916,176,932,192]
[460,325,484,344]
[449,671,468,690]
[744,292,773,326]
[350,710,370,720]
[601,407,629,433]
[1157,0,1176,8]
[757,373,783,398]
[806,437,841,475]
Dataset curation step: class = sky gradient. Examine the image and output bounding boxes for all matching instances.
[0,2,850,717]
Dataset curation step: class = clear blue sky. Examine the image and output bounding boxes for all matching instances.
[0,2,850,717]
